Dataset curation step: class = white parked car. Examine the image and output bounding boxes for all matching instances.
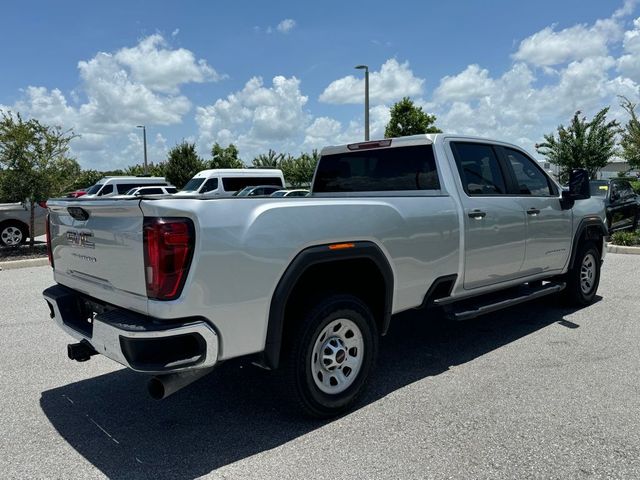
[270,189,310,197]
[122,186,178,196]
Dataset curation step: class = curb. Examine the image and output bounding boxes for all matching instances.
[605,243,640,255]
[0,257,49,271]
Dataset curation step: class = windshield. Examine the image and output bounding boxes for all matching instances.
[85,183,104,195]
[589,181,608,197]
[181,178,205,192]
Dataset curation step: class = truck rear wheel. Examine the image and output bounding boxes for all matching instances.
[285,294,378,418]
[563,241,601,306]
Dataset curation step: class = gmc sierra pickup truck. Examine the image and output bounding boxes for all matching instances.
[43,134,607,417]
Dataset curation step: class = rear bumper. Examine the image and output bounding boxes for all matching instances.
[43,285,219,374]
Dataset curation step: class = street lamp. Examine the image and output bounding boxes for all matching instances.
[136,125,148,175]
[354,65,369,141]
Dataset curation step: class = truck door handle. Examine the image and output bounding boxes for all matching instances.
[527,208,541,216]
[468,209,486,219]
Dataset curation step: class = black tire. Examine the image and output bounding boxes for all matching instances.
[563,241,601,306]
[283,294,378,418]
[0,221,28,247]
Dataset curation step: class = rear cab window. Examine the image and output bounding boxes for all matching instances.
[313,144,440,193]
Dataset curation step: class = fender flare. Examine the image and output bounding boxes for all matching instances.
[568,216,608,269]
[262,241,394,369]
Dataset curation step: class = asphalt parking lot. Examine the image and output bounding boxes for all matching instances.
[1,254,639,479]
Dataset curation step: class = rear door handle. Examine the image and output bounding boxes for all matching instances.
[468,209,486,219]
[527,208,541,216]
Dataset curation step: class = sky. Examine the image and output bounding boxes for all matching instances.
[1,0,640,170]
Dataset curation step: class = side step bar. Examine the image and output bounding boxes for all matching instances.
[443,281,566,322]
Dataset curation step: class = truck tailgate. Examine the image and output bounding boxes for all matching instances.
[48,199,148,313]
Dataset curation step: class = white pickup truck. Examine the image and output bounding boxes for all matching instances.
[43,134,607,417]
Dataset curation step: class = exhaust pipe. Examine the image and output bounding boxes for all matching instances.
[148,367,214,400]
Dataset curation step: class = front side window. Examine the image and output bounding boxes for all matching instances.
[201,178,219,193]
[314,144,440,193]
[98,184,114,196]
[451,143,507,195]
[85,183,103,195]
[504,148,552,196]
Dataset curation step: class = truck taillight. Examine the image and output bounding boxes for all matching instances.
[143,217,195,301]
[45,213,53,268]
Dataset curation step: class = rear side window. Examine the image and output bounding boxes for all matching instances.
[116,184,132,194]
[166,187,178,194]
[451,143,507,195]
[222,177,284,192]
[314,144,439,193]
[201,178,219,193]
[504,148,552,196]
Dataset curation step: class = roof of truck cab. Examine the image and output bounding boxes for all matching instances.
[320,133,535,157]
[320,134,438,156]
[192,168,283,178]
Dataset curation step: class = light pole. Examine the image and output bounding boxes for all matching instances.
[355,65,369,141]
[136,125,148,175]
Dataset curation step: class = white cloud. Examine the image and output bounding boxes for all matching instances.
[434,65,496,102]
[319,59,424,105]
[303,117,342,149]
[512,22,614,67]
[196,75,309,160]
[113,34,223,94]
[618,17,640,80]
[4,34,221,168]
[276,19,296,34]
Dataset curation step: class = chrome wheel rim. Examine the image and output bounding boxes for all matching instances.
[580,253,596,294]
[1,226,23,246]
[311,318,364,395]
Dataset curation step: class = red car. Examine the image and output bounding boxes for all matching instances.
[66,189,87,198]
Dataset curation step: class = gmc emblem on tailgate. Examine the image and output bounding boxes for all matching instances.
[66,230,95,249]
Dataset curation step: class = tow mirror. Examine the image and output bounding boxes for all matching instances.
[561,169,590,209]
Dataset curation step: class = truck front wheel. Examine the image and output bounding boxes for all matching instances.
[563,241,601,306]
[285,294,378,418]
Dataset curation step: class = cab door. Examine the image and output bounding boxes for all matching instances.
[498,147,571,274]
[449,141,527,290]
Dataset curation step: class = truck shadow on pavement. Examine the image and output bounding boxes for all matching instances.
[40,296,598,480]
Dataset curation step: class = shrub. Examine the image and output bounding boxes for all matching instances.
[610,231,640,246]
[630,180,640,195]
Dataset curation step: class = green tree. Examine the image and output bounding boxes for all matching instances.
[209,142,244,169]
[384,97,442,138]
[619,96,640,171]
[0,111,79,246]
[123,162,167,178]
[280,150,320,188]
[536,108,621,183]
[163,141,204,188]
[252,149,284,168]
